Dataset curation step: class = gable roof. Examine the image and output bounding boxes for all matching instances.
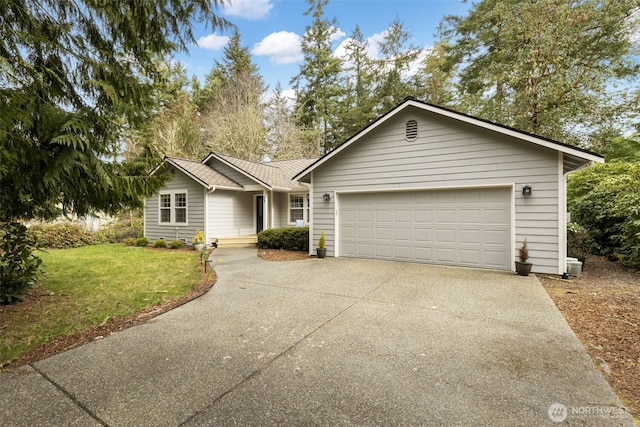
[151,153,318,192]
[151,157,243,190]
[204,152,317,191]
[293,97,604,182]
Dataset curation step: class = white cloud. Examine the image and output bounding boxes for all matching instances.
[329,27,346,43]
[195,33,230,51]
[223,0,273,20]
[253,31,303,65]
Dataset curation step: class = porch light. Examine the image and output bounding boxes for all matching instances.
[522,185,532,197]
[323,193,331,202]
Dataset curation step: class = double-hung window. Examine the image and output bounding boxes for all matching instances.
[289,194,310,224]
[159,190,188,225]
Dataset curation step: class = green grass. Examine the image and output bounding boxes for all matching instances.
[1,244,203,367]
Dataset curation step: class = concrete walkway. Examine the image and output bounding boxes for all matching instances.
[0,248,634,426]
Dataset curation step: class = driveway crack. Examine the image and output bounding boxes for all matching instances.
[30,364,110,426]
[179,269,403,425]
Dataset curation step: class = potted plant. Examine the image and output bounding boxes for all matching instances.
[192,230,205,252]
[316,230,327,258]
[515,238,533,276]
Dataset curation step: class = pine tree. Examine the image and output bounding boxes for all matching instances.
[198,31,268,161]
[440,0,639,142]
[290,0,345,154]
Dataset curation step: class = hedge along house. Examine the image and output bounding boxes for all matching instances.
[294,98,604,275]
[144,153,317,247]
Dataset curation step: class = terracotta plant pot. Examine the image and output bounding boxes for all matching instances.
[515,261,533,276]
[316,248,327,258]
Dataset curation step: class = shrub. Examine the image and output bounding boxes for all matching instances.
[318,230,326,249]
[153,238,167,248]
[568,161,640,266]
[257,227,309,251]
[135,237,149,247]
[169,240,184,249]
[1,221,42,303]
[29,222,95,249]
[95,212,143,243]
[122,237,137,246]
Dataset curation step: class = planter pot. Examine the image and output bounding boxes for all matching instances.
[193,243,205,252]
[316,248,327,259]
[515,261,533,276]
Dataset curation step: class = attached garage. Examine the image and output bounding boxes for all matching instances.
[339,188,512,270]
[294,98,604,275]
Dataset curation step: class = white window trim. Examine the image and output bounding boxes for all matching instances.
[158,189,189,226]
[288,192,310,225]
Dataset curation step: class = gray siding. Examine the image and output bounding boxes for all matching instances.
[206,191,254,238]
[144,170,206,245]
[312,107,561,274]
[272,192,289,228]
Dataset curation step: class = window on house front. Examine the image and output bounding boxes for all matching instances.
[290,194,304,223]
[159,191,188,225]
[160,194,172,223]
[175,192,187,223]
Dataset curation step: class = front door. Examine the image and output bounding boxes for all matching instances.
[256,195,264,233]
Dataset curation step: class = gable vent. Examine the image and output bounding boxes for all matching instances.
[405,119,418,141]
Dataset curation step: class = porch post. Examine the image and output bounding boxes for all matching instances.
[263,189,269,231]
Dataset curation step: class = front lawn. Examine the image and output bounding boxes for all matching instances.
[1,244,206,367]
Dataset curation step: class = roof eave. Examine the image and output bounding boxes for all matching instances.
[206,153,273,191]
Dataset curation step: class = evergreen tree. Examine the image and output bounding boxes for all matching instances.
[266,83,317,160]
[198,31,268,161]
[374,19,420,113]
[291,0,345,154]
[413,41,456,107]
[440,0,640,142]
[0,0,227,301]
[338,26,378,137]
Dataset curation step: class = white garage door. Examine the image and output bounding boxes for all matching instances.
[339,188,511,270]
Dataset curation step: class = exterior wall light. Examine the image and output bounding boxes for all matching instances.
[323,193,331,202]
[522,185,532,197]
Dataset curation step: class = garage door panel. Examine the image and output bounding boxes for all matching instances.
[459,250,481,265]
[459,229,480,244]
[436,229,456,244]
[459,209,481,224]
[414,228,432,242]
[339,188,511,270]
[436,209,456,224]
[395,228,412,241]
[414,247,432,261]
[436,247,456,263]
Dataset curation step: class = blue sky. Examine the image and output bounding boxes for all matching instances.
[176,0,472,95]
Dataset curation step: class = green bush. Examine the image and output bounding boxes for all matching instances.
[28,222,96,249]
[95,213,143,243]
[153,238,167,248]
[257,227,309,251]
[135,237,149,247]
[568,161,640,266]
[169,240,184,249]
[122,237,137,246]
[1,221,42,303]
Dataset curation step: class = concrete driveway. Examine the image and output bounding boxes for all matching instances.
[1,248,634,426]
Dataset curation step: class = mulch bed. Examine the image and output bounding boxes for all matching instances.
[2,249,216,371]
[540,256,640,419]
[257,249,310,261]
